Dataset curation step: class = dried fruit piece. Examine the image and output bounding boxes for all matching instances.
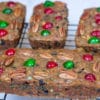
[41,30,51,36]
[44,8,54,14]
[44,1,54,7]
[97,7,100,12]
[46,61,58,69]
[55,16,62,20]
[0,29,8,37]
[85,73,96,82]
[24,58,36,67]
[91,30,100,38]
[95,14,100,25]
[63,60,74,69]
[0,68,3,75]
[42,22,53,30]
[83,54,93,61]
[2,8,13,14]
[88,37,100,44]
[5,48,15,56]
[0,20,9,28]
[7,1,16,7]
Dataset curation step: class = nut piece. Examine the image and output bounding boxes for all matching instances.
[59,27,66,37]
[40,53,53,59]
[31,15,41,23]
[57,52,73,60]
[4,57,14,66]
[77,24,84,36]
[32,23,39,32]
[14,7,22,17]
[33,70,49,80]
[93,62,100,72]
[59,70,78,80]
[81,10,89,20]
[10,68,26,79]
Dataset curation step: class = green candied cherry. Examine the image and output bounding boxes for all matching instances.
[88,36,100,44]
[96,7,100,12]
[2,8,13,14]
[0,20,9,28]
[44,0,54,7]
[24,58,36,67]
[63,60,74,69]
[41,30,51,36]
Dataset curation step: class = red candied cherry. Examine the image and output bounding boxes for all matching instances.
[85,73,96,82]
[95,14,100,25]
[7,1,16,7]
[5,48,15,56]
[55,16,62,20]
[43,22,53,30]
[0,68,3,75]
[83,54,93,61]
[44,8,54,14]
[91,30,100,38]
[0,29,8,37]
[46,61,58,69]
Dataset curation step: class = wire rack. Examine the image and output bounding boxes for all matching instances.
[0,23,100,100]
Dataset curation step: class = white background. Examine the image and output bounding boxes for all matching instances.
[0,0,100,100]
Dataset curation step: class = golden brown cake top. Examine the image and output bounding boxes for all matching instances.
[28,1,68,41]
[0,48,100,89]
[0,1,26,40]
[76,7,100,48]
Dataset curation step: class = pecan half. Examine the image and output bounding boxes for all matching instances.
[57,52,73,60]
[40,53,52,59]
[32,23,39,32]
[33,70,49,80]
[10,73,26,79]
[93,62,100,72]
[77,24,84,36]
[10,68,26,79]
[31,14,41,23]
[4,57,14,66]
[59,27,66,37]
[59,70,78,80]
[14,7,22,17]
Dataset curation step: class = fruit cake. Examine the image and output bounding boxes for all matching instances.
[0,1,26,50]
[0,48,100,99]
[76,7,100,52]
[28,1,68,49]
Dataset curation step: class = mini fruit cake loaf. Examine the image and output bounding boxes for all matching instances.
[76,8,100,52]
[0,48,100,99]
[28,1,68,49]
[0,1,25,50]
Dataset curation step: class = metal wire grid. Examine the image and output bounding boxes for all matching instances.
[0,23,99,100]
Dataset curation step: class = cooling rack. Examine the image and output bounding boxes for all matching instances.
[0,23,100,100]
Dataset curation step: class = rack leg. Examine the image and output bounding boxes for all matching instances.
[4,94,7,100]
